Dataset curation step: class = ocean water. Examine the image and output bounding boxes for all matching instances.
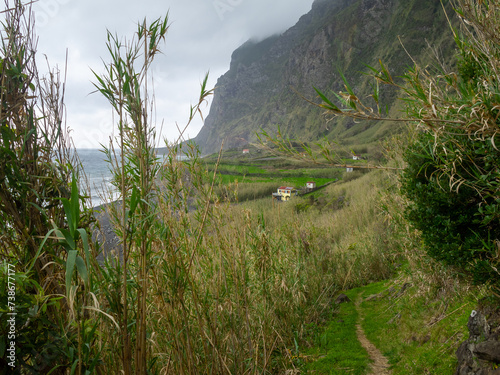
[77,149,117,207]
[77,148,174,207]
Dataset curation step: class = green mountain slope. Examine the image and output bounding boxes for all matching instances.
[194,0,456,156]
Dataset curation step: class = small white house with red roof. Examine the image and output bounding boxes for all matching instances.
[306,181,316,191]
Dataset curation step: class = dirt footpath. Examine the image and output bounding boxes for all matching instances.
[355,295,392,375]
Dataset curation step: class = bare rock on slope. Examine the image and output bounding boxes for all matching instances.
[455,301,500,375]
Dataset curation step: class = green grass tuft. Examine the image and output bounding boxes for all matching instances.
[303,298,371,375]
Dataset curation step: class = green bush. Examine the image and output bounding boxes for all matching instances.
[401,130,500,284]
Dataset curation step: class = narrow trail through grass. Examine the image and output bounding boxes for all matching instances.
[354,293,392,375]
[303,277,483,374]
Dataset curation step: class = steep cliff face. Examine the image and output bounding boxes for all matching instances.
[194,0,455,155]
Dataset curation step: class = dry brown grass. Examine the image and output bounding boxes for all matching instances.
[92,165,401,374]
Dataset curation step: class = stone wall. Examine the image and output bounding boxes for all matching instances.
[455,301,500,375]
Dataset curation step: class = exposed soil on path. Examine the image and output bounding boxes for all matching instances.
[355,295,392,375]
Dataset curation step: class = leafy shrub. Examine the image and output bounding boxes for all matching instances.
[401,130,499,284]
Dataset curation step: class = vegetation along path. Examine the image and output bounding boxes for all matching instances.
[355,294,392,375]
[303,283,396,375]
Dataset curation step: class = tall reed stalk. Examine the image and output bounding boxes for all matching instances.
[0,2,103,373]
[93,16,168,373]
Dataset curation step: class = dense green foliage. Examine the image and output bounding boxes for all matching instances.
[401,131,499,284]
[0,4,96,372]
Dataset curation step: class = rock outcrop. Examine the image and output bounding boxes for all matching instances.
[193,0,456,155]
[455,302,500,375]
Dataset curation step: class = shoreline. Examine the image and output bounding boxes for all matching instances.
[91,200,123,263]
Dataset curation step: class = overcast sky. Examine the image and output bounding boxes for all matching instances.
[29,0,315,148]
